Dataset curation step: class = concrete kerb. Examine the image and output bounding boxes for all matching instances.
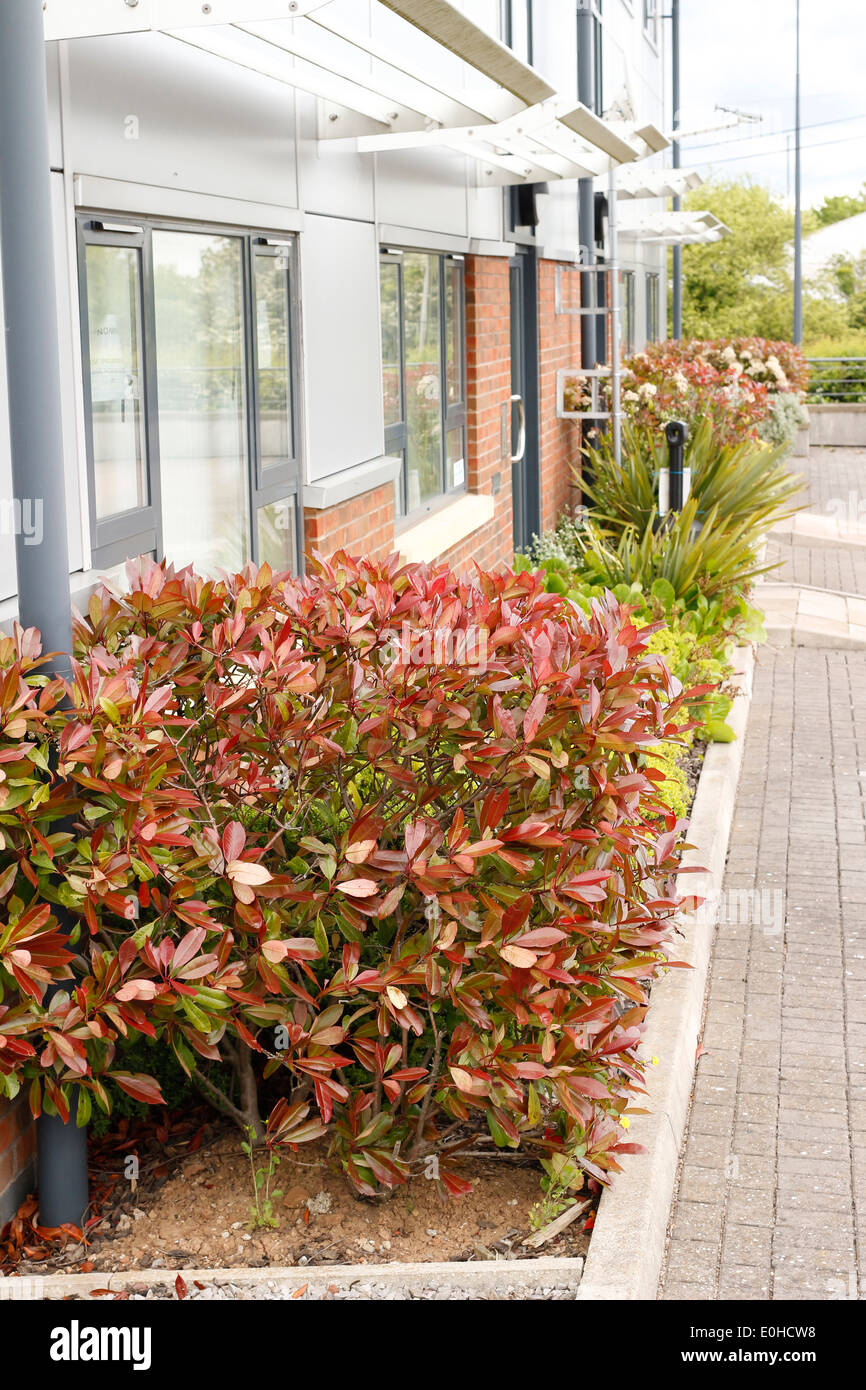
[2,1255,584,1302]
[577,645,755,1302]
[2,649,755,1303]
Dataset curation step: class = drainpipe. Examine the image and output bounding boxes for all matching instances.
[793,0,803,344]
[0,0,89,1226]
[671,0,683,339]
[577,0,597,374]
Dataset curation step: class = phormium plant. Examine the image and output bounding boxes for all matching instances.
[0,553,699,1199]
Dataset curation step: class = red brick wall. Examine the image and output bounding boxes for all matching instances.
[0,1096,35,1223]
[538,258,584,533]
[439,254,513,572]
[303,481,396,566]
[302,255,516,575]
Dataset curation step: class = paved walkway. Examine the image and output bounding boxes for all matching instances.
[660,446,866,1301]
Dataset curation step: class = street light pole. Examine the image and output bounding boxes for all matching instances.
[671,0,682,339]
[793,0,803,344]
[0,0,89,1226]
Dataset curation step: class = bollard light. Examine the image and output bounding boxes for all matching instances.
[659,418,690,517]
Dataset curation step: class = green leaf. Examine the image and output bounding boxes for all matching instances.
[650,577,677,610]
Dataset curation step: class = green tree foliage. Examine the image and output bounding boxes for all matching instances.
[678,177,856,344]
[680,178,795,340]
[813,184,866,227]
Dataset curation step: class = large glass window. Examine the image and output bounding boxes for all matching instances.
[84,244,148,521]
[152,231,249,575]
[380,250,467,521]
[78,218,301,576]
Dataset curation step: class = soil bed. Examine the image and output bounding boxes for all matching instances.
[9,1118,595,1276]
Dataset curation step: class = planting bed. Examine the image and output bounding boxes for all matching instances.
[5,1122,594,1279]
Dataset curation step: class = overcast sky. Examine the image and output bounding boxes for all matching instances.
[676,0,866,210]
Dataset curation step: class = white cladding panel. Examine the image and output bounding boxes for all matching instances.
[301,215,384,481]
[296,90,375,222]
[376,148,469,237]
[62,34,298,209]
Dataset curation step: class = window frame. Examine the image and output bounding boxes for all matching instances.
[77,213,303,575]
[645,270,661,342]
[622,269,636,352]
[379,247,468,527]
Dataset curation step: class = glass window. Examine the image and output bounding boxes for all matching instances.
[152,231,250,575]
[504,0,533,64]
[257,497,297,575]
[445,259,464,408]
[79,219,301,577]
[403,252,442,512]
[622,270,636,353]
[254,248,293,470]
[380,260,402,430]
[381,250,466,522]
[84,244,148,519]
[646,272,661,343]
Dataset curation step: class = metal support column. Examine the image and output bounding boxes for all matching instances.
[793,0,803,344]
[577,0,597,374]
[0,0,89,1227]
[671,0,683,339]
[608,165,622,466]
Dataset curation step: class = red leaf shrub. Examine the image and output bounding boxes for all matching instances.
[0,555,695,1196]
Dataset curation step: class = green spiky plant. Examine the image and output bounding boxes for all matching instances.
[578,417,802,538]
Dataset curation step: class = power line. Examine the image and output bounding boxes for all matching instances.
[695,129,866,166]
[684,110,866,153]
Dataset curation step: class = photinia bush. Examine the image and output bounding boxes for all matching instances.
[563,336,808,446]
[0,554,698,1198]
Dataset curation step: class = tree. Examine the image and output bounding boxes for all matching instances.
[813,185,866,227]
[679,178,795,340]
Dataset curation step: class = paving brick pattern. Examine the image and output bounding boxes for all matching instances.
[661,446,866,1301]
[766,447,866,595]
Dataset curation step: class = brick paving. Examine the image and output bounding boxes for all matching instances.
[766,446,866,595]
[660,447,866,1300]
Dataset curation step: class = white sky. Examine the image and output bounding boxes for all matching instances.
[677,0,866,210]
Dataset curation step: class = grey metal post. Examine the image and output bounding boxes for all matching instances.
[793,0,803,344]
[0,0,88,1226]
[577,0,597,373]
[671,0,683,339]
[608,164,622,466]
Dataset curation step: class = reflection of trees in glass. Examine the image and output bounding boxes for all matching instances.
[152,234,245,409]
[402,254,442,506]
[255,253,291,416]
[380,262,401,427]
[152,232,249,575]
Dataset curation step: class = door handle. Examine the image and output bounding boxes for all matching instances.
[510,393,526,463]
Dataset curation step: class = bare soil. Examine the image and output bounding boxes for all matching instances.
[15,1126,594,1275]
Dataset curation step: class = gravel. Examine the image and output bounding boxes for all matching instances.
[117,1278,581,1301]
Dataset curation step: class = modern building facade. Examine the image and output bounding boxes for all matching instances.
[0,0,673,619]
[0,0,686,1225]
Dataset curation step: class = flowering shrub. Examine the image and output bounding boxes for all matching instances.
[0,555,696,1198]
[563,337,809,446]
[758,393,810,448]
